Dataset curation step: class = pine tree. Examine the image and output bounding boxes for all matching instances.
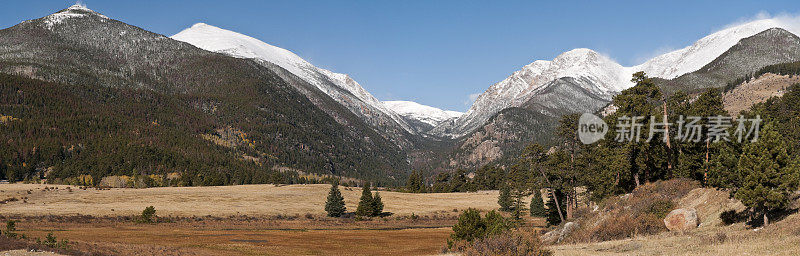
[325,181,346,217]
[497,185,513,212]
[529,189,547,217]
[546,189,566,226]
[372,192,384,217]
[356,182,374,216]
[733,123,800,226]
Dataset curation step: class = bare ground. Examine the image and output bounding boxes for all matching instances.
[723,73,800,116]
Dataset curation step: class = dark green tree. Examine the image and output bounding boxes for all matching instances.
[733,123,800,226]
[406,170,426,193]
[372,192,384,216]
[355,182,374,216]
[497,185,513,212]
[546,189,566,226]
[529,189,547,217]
[325,181,346,217]
[140,206,156,223]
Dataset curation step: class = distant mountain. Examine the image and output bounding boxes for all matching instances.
[431,19,800,140]
[383,101,462,133]
[0,4,409,183]
[430,48,628,139]
[171,23,418,149]
[660,28,800,94]
[634,19,790,79]
[433,20,800,170]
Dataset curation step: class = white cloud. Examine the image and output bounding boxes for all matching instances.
[717,11,800,36]
[632,46,676,66]
[463,92,481,107]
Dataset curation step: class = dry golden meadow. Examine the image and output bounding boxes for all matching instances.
[0,183,500,255]
[2,183,800,255]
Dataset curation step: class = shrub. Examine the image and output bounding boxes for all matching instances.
[44,233,57,247]
[139,206,157,223]
[643,199,675,219]
[560,179,698,243]
[456,230,552,256]
[484,210,509,236]
[450,209,487,243]
[4,221,16,238]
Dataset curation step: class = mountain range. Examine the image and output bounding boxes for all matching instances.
[2,4,799,182]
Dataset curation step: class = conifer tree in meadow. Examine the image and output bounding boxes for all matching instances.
[325,181,346,217]
[356,182,375,217]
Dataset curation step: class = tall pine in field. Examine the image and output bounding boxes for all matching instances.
[733,123,800,226]
[325,181,346,217]
[530,189,547,217]
[356,182,374,216]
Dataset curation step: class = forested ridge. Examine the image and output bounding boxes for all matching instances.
[0,72,399,186]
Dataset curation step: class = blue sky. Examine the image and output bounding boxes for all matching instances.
[2,1,799,111]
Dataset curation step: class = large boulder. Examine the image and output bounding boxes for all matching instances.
[664,208,699,231]
[541,222,579,244]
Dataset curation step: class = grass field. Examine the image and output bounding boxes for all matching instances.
[0,183,499,217]
[4,183,798,255]
[0,183,503,255]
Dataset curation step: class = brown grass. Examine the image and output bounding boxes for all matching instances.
[560,179,700,244]
[723,73,800,116]
[0,183,499,217]
[0,183,505,255]
[11,219,454,256]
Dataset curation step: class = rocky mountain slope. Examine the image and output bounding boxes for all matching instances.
[171,23,418,149]
[430,48,628,138]
[439,22,800,170]
[432,19,800,140]
[0,4,409,183]
[661,28,800,94]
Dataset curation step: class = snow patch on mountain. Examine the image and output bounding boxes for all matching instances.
[431,48,628,138]
[633,19,796,79]
[383,101,463,127]
[42,4,108,29]
[171,23,415,134]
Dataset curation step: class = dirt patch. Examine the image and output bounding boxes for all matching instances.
[723,73,800,116]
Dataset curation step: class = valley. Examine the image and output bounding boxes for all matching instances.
[2,2,800,256]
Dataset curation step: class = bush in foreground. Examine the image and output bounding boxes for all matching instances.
[456,230,552,256]
[139,206,157,223]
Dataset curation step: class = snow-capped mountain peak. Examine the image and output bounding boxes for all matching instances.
[172,23,309,79]
[430,18,800,139]
[633,19,791,79]
[383,101,463,128]
[171,23,416,135]
[430,47,629,138]
[39,3,109,29]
